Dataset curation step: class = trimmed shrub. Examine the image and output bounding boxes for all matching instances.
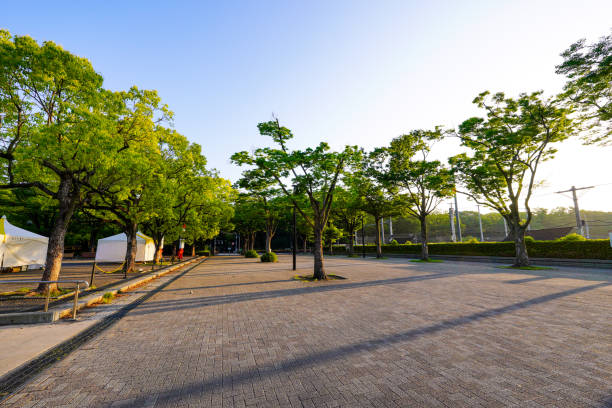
[389,239,399,245]
[525,236,535,243]
[245,249,259,258]
[557,233,587,242]
[260,252,278,262]
[336,239,612,260]
[463,236,479,243]
[196,250,210,256]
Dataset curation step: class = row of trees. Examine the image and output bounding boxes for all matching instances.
[0,31,233,292]
[232,31,610,278]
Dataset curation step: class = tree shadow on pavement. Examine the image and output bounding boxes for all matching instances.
[126,272,455,316]
[146,281,610,406]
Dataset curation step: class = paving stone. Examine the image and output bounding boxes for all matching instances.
[1,255,610,407]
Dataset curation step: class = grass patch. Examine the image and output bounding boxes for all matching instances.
[101,292,116,304]
[29,287,73,298]
[410,259,444,263]
[498,265,554,270]
[293,274,347,282]
[0,287,32,296]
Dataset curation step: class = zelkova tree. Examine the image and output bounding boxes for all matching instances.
[232,119,359,280]
[450,91,575,267]
[556,32,611,145]
[383,130,454,260]
[178,175,235,256]
[234,168,283,253]
[232,194,265,252]
[141,130,233,262]
[330,187,365,256]
[347,153,403,259]
[0,32,151,292]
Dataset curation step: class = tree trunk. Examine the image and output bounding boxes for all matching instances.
[191,244,196,257]
[513,224,530,267]
[347,228,355,256]
[88,227,98,252]
[419,216,429,260]
[265,229,272,253]
[312,226,327,280]
[303,236,307,253]
[375,217,382,258]
[152,234,163,264]
[123,222,138,278]
[37,177,78,294]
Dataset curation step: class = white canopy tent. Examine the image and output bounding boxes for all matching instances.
[95,232,155,263]
[0,215,49,268]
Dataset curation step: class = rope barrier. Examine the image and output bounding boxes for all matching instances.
[94,262,126,274]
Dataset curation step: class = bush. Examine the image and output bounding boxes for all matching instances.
[245,249,259,258]
[260,252,278,262]
[403,240,412,244]
[525,236,535,243]
[389,239,399,245]
[337,239,612,260]
[196,250,210,256]
[101,292,115,304]
[557,233,587,242]
[463,236,479,243]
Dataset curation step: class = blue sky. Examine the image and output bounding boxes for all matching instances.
[2,0,611,211]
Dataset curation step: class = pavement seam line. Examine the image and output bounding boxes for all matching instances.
[0,257,208,401]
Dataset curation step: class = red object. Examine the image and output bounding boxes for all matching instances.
[178,248,184,260]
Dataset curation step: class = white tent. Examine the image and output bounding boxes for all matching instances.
[0,215,49,268]
[95,231,155,263]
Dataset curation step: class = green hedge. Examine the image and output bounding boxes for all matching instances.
[335,239,612,260]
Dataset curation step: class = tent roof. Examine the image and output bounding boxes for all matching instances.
[98,231,153,243]
[0,215,48,241]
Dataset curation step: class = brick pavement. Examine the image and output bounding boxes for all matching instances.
[2,255,611,407]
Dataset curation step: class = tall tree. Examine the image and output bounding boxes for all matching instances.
[232,119,359,280]
[384,129,454,260]
[234,168,283,253]
[232,195,265,252]
[556,32,611,145]
[348,154,403,258]
[450,91,575,266]
[330,187,365,256]
[0,32,151,292]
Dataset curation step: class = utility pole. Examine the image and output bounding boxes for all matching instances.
[477,204,484,242]
[380,218,385,243]
[454,193,462,242]
[389,217,393,241]
[449,206,456,242]
[555,185,595,236]
[292,204,297,271]
[503,218,508,238]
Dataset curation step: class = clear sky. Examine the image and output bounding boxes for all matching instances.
[2,0,611,212]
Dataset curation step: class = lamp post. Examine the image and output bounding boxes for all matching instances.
[292,186,297,271]
[361,216,366,258]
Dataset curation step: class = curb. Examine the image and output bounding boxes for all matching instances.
[0,257,205,325]
[55,256,205,319]
[0,257,207,400]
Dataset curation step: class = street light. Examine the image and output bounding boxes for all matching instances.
[292,185,298,271]
[361,215,366,258]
